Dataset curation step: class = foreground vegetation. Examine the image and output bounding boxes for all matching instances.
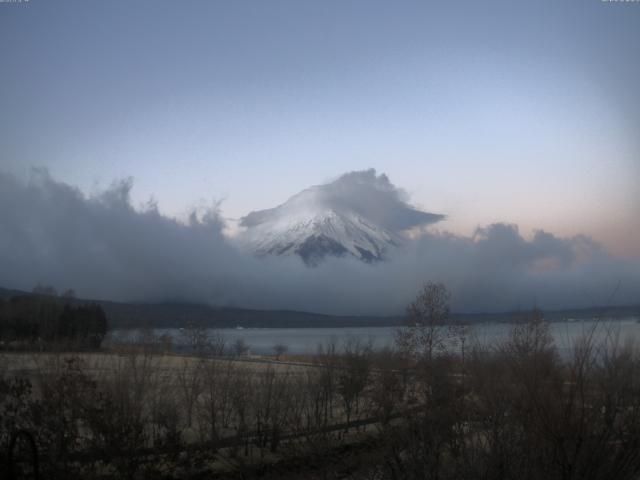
[1,284,639,479]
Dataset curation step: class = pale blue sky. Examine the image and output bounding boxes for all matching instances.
[1,0,638,256]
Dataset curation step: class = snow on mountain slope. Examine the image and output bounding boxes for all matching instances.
[237,169,444,265]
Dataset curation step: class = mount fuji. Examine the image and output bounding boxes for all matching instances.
[237,170,445,265]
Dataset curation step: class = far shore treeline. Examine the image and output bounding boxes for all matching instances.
[0,285,638,331]
[0,286,107,349]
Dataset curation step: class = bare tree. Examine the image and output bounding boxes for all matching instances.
[338,337,372,428]
[158,333,173,354]
[229,367,252,457]
[209,330,227,356]
[272,343,288,360]
[61,288,75,298]
[181,320,211,356]
[198,359,236,443]
[32,283,57,297]
[253,366,293,454]
[176,357,203,428]
[315,339,340,426]
[369,348,406,423]
[232,338,249,357]
[395,282,452,360]
[134,325,159,352]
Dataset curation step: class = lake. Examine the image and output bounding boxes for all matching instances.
[110,317,640,356]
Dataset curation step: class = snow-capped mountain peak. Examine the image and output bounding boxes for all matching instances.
[237,170,444,265]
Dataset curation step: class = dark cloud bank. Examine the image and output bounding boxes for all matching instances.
[0,169,638,315]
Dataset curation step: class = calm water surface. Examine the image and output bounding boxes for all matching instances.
[111,318,640,356]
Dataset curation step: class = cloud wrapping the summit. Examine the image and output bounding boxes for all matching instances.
[240,169,444,232]
[0,169,638,315]
[321,169,446,231]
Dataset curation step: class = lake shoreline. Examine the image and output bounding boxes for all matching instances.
[108,317,640,356]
